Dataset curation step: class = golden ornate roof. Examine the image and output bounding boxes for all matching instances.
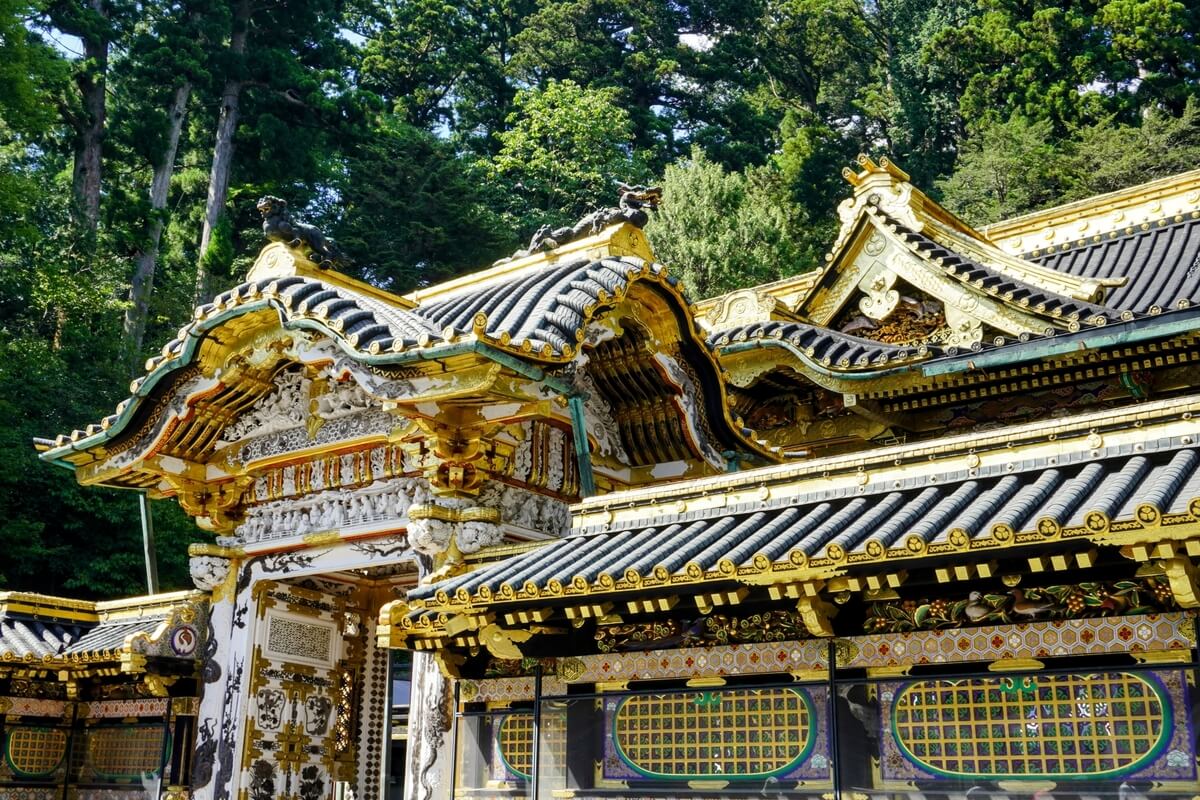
[387,397,1200,658]
[35,160,1200,536]
[0,591,208,677]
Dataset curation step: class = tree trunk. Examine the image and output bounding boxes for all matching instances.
[71,0,109,232]
[196,0,252,304]
[124,81,192,372]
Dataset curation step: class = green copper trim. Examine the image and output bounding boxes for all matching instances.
[567,394,596,497]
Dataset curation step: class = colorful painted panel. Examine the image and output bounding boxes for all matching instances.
[846,612,1194,669]
[0,698,68,718]
[0,788,59,800]
[85,725,167,779]
[5,727,67,777]
[564,640,829,685]
[79,699,168,719]
[880,670,1195,783]
[602,685,830,783]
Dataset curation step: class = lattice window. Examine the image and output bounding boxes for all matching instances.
[495,712,567,779]
[891,672,1169,779]
[85,725,167,779]
[266,615,333,663]
[611,688,814,779]
[497,714,534,778]
[334,669,356,754]
[5,727,67,777]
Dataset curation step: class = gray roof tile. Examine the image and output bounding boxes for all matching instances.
[413,443,1200,606]
[1028,217,1200,312]
[0,613,174,662]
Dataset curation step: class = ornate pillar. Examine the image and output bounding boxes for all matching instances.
[187,546,241,800]
[402,503,493,800]
[355,594,392,800]
[402,650,454,800]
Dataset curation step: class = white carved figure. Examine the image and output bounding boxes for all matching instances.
[314,376,373,419]
[511,428,533,481]
[233,476,425,543]
[655,353,726,469]
[219,370,311,446]
[477,481,570,537]
[409,518,454,556]
[189,555,231,591]
[573,371,629,462]
[546,426,566,491]
[457,520,502,553]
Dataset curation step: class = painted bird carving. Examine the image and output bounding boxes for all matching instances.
[1010,588,1055,618]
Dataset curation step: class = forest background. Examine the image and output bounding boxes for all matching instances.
[0,0,1197,597]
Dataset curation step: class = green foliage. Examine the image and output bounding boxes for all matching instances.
[509,0,772,169]
[646,148,809,299]
[923,0,1200,135]
[940,102,1200,225]
[487,80,651,235]
[0,0,66,136]
[325,118,512,291]
[1061,100,1200,201]
[198,213,235,284]
[937,115,1067,224]
[0,167,202,597]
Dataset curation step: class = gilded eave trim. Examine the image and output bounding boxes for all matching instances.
[984,168,1200,243]
[570,394,1200,519]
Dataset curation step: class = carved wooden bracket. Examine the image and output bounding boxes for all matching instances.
[796,593,837,637]
[1161,557,1200,607]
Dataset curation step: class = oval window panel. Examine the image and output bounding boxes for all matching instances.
[6,727,68,777]
[497,712,566,779]
[613,687,815,780]
[892,672,1170,780]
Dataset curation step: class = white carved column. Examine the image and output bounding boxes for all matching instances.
[402,651,454,800]
[399,481,567,800]
[188,550,239,800]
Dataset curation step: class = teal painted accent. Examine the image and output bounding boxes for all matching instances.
[567,395,596,497]
[717,339,922,383]
[890,673,1173,781]
[920,311,1200,377]
[998,675,1037,696]
[611,687,817,782]
[717,310,1200,385]
[1120,370,1149,399]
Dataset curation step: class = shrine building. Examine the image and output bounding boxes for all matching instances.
[29,157,1200,800]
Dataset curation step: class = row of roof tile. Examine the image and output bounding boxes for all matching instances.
[412,442,1200,607]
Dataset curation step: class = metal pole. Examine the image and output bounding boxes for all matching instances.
[381,649,394,800]
[448,681,461,797]
[531,665,543,800]
[828,640,841,800]
[60,703,77,800]
[139,493,159,593]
